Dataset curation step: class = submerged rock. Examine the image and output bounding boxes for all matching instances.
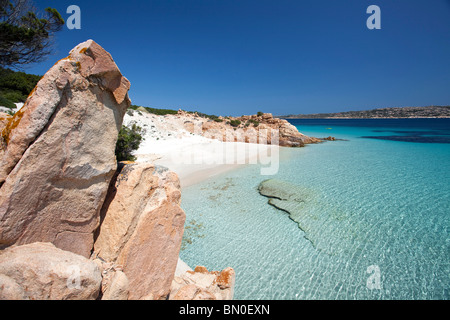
[258,179,307,202]
[258,179,319,248]
[258,179,360,256]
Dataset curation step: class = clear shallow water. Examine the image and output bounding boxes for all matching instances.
[180,119,450,300]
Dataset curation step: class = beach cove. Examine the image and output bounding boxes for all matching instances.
[178,118,450,300]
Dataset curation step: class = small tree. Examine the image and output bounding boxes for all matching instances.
[115,124,143,162]
[229,119,241,128]
[0,0,65,69]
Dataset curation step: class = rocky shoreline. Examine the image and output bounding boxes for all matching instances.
[0,40,236,300]
[0,40,327,300]
[178,110,323,147]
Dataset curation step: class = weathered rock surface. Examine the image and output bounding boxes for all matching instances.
[0,113,11,132]
[170,264,236,300]
[94,162,186,300]
[93,258,129,300]
[0,40,130,257]
[0,113,11,159]
[0,242,102,300]
[101,270,129,300]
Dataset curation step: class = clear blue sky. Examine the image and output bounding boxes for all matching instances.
[27,0,450,116]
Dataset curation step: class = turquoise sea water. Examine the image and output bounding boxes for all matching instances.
[179,119,450,300]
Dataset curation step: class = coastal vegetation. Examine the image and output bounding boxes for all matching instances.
[246,119,260,127]
[115,124,143,161]
[129,104,225,122]
[0,95,15,109]
[228,119,241,127]
[0,66,41,107]
[129,104,178,116]
[193,112,224,122]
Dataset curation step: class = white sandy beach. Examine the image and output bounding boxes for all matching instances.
[152,140,280,188]
[124,110,280,188]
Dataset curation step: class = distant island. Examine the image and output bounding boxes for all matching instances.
[280,106,450,119]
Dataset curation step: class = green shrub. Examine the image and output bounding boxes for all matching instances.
[187,111,224,122]
[247,119,260,127]
[257,111,264,117]
[0,67,41,103]
[0,95,16,109]
[147,107,177,115]
[115,124,143,162]
[2,91,24,103]
[229,119,241,127]
[129,105,178,116]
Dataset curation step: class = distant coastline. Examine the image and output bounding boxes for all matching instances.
[279,106,450,119]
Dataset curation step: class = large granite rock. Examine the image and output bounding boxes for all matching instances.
[0,242,102,300]
[94,162,186,300]
[0,40,130,257]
